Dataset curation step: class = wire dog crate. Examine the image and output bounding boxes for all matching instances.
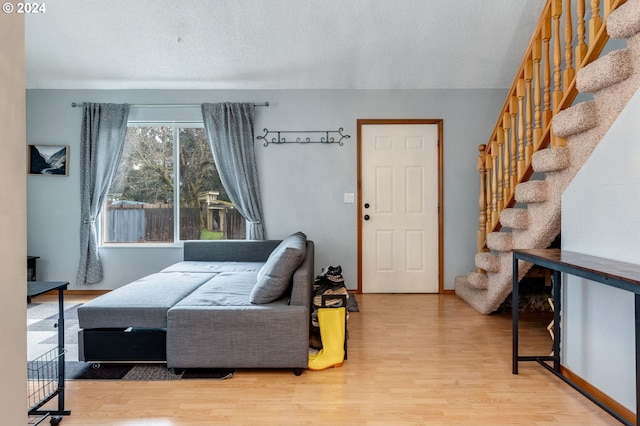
[27,281,71,425]
[27,348,66,425]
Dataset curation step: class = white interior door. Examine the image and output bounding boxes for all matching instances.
[360,123,440,293]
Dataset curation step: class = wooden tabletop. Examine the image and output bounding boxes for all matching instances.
[27,281,69,298]
[513,248,640,288]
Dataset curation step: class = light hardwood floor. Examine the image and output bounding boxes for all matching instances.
[34,293,620,425]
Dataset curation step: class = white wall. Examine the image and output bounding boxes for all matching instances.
[562,88,640,411]
[0,13,27,425]
[26,88,506,291]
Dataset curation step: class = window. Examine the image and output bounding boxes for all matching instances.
[103,124,246,243]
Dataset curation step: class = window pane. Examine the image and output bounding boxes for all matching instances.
[102,125,247,244]
[105,126,175,243]
[178,128,245,240]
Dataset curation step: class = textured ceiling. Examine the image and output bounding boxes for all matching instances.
[25,0,546,90]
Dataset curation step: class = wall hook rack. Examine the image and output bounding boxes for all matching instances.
[257,128,350,146]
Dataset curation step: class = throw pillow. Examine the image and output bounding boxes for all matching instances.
[250,232,307,304]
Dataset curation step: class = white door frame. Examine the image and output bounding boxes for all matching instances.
[357,119,444,293]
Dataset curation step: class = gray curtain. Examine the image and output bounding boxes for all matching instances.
[201,103,265,240]
[77,103,130,285]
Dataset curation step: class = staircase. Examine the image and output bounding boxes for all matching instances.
[456,0,640,314]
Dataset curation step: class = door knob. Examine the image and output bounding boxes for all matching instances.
[364,215,370,221]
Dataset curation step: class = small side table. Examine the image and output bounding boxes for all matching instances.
[27,256,39,281]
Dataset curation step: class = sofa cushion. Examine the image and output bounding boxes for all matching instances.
[250,231,307,304]
[77,272,216,329]
[173,272,260,307]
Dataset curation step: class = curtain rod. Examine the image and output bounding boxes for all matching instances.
[71,102,269,108]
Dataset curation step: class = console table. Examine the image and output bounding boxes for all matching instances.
[512,249,640,426]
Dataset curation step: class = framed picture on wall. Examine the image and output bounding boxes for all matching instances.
[28,144,69,176]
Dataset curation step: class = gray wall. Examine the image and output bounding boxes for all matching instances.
[562,88,640,411]
[2,14,27,425]
[26,88,506,291]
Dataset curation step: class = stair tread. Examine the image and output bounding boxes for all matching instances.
[532,147,569,173]
[500,208,528,230]
[552,101,598,138]
[577,49,632,93]
[475,252,499,273]
[487,232,513,252]
[515,180,548,203]
[608,0,640,39]
[466,271,489,290]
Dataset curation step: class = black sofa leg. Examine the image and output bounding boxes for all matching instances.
[293,368,303,376]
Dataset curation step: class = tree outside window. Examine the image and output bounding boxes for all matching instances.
[103,125,245,243]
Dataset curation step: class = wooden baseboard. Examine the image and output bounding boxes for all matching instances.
[35,289,110,297]
[560,365,635,424]
[65,289,110,295]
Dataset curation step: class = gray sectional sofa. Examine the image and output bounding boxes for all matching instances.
[77,232,314,375]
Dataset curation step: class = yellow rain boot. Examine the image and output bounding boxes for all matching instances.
[308,307,346,371]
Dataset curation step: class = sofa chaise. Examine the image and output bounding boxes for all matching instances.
[77,232,314,375]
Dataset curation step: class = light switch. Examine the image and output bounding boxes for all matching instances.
[344,193,355,203]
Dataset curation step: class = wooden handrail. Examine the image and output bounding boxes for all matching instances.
[476,0,627,253]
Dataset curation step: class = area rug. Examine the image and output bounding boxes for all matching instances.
[29,360,236,380]
[27,302,81,363]
[63,363,235,380]
[27,302,235,380]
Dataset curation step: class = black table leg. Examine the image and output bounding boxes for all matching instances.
[57,288,66,414]
[635,293,640,424]
[552,270,561,372]
[513,255,519,375]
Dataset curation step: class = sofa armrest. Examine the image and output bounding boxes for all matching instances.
[166,304,310,369]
